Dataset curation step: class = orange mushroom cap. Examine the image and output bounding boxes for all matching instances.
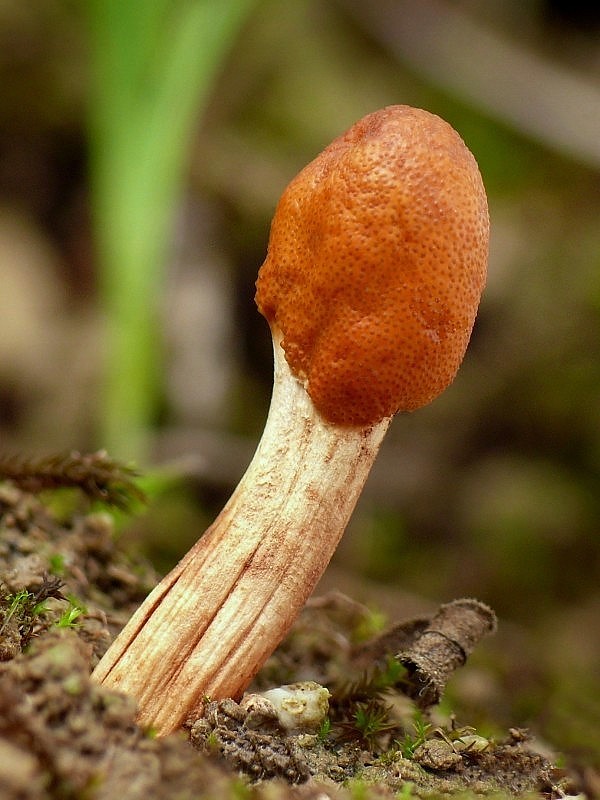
[255,105,489,427]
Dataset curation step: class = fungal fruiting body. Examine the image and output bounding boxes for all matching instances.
[93,105,489,736]
[256,105,488,425]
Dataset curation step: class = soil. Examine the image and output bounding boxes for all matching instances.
[0,482,592,799]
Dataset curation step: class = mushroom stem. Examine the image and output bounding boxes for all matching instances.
[93,326,390,735]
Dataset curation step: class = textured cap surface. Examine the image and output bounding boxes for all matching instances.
[255,105,489,426]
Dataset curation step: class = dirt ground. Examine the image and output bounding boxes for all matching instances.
[0,480,594,800]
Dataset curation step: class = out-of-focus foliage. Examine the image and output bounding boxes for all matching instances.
[0,0,599,764]
[87,0,257,462]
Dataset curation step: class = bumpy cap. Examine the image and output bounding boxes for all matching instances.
[255,105,489,427]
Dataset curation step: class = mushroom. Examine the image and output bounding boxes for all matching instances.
[92,105,489,736]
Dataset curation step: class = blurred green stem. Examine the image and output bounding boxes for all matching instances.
[87,0,255,462]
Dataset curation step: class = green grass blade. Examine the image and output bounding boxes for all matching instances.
[87,0,256,461]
